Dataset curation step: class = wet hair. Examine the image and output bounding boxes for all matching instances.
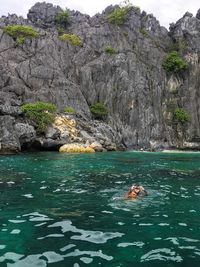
[130,184,139,190]
[129,184,148,196]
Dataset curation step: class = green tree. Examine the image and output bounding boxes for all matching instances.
[163,51,188,73]
[107,5,131,25]
[105,46,117,54]
[173,108,190,124]
[4,25,39,44]
[64,107,76,114]
[90,103,108,120]
[55,9,70,28]
[59,33,83,46]
[21,102,57,133]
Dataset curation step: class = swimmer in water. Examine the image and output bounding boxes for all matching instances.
[125,184,148,199]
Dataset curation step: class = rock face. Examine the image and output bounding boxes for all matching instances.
[0,116,20,153]
[1,2,200,153]
[27,2,62,28]
[15,123,36,149]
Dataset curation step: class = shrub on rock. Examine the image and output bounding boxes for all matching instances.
[55,9,70,28]
[21,102,56,133]
[4,25,39,44]
[107,5,132,25]
[173,108,190,124]
[59,33,83,46]
[90,102,108,120]
[163,51,188,73]
[64,107,76,114]
[105,46,117,54]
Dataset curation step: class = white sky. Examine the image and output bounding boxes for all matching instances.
[0,0,200,29]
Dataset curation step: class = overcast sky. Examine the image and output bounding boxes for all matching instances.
[0,0,200,29]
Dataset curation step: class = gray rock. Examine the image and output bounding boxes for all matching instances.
[40,138,65,151]
[27,2,62,28]
[105,142,117,151]
[79,130,95,142]
[0,116,20,153]
[90,141,103,152]
[1,2,200,152]
[45,126,61,140]
[0,105,22,116]
[196,9,200,20]
[15,123,36,148]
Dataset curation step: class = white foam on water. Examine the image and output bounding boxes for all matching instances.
[141,248,183,263]
[0,252,24,263]
[10,229,21,234]
[165,237,179,245]
[9,220,26,224]
[178,223,187,226]
[179,246,196,250]
[49,220,124,244]
[102,210,113,214]
[53,189,61,192]
[181,237,199,242]
[22,194,34,198]
[64,249,113,261]
[60,244,76,252]
[139,223,153,226]
[7,254,46,267]
[80,257,93,264]
[118,241,145,248]
[43,251,64,263]
[40,186,47,190]
[35,222,47,227]
[38,234,64,240]
[117,222,125,226]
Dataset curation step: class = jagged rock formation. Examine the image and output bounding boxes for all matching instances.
[1,2,200,153]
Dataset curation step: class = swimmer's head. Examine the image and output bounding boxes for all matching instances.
[130,184,139,190]
[130,185,140,195]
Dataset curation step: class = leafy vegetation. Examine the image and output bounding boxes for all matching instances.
[163,51,188,73]
[169,40,188,53]
[59,33,83,46]
[123,32,128,37]
[173,108,190,124]
[57,27,65,35]
[107,5,132,25]
[140,28,149,37]
[90,102,108,120]
[105,46,117,54]
[3,25,39,44]
[55,9,70,28]
[21,102,57,133]
[64,107,76,114]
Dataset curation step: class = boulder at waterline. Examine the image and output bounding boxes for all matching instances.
[59,143,95,153]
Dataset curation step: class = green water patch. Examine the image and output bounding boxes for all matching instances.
[0,151,200,266]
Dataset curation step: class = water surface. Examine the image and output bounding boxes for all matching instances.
[0,151,200,266]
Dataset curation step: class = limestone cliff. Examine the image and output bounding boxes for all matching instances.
[1,2,200,153]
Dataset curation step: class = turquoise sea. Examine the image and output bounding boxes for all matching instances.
[0,151,200,266]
